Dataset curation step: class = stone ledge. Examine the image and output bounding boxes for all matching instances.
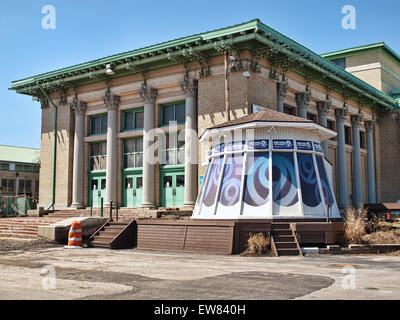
[38,217,107,243]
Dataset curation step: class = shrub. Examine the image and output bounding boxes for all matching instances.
[344,207,367,244]
[244,232,270,255]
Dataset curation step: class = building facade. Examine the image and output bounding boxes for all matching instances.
[0,145,40,199]
[10,19,400,211]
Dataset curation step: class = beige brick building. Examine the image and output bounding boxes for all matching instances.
[10,19,400,211]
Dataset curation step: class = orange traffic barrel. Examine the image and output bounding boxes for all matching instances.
[67,221,82,247]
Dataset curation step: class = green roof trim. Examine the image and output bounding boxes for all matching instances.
[10,19,399,111]
[321,42,400,64]
[0,145,40,164]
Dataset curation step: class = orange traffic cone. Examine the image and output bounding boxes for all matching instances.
[65,221,83,248]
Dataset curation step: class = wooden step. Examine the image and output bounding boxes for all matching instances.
[271,223,290,230]
[277,248,300,256]
[271,229,292,236]
[273,235,295,242]
[274,241,298,249]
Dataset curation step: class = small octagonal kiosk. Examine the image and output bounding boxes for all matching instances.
[193,108,341,221]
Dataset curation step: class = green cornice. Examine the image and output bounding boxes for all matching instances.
[321,42,400,64]
[10,19,398,111]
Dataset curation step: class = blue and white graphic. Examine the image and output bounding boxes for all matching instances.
[273,139,294,150]
[296,140,313,151]
[313,142,323,153]
[248,139,269,150]
[226,141,245,152]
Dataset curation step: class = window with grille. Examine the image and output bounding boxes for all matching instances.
[90,142,107,171]
[123,109,144,131]
[160,133,185,165]
[90,114,108,135]
[123,138,143,168]
[161,102,185,126]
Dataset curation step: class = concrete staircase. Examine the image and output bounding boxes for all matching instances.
[271,223,303,257]
[0,217,70,242]
[88,220,137,249]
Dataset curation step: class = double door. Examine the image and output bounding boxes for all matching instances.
[122,172,143,207]
[160,168,184,207]
[89,175,106,207]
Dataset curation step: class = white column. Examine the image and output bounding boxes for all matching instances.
[71,98,87,208]
[351,114,363,207]
[181,79,198,208]
[335,108,348,209]
[103,89,120,207]
[365,120,376,203]
[277,81,288,113]
[140,84,157,208]
[295,92,311,119]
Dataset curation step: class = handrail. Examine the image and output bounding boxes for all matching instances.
[110,219,136,249]
[270,233,279,257]
[87,218,111,243]
[290,223,303,257]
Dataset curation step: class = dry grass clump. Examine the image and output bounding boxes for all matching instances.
[243,233,270,255]
[362,229,400,244]
[344,207,367,244]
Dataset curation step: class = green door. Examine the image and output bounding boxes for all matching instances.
[89,175,106,207]
[160,169,185,207]
[123,173,143,207]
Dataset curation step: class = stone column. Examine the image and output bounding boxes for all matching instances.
[295,92,311,119]
[365,120,376,203]
[351,114,363,207]
[317,100,332,157]
[335,108,348,209]
[71,98,87,208]
[140,84,157,208]
[277,81,288,113]
[103,89,120,207]
[181,79,198,209]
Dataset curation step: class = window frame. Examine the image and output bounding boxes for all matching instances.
[89,141,107,172]
[159,131,185,166]
[160,101,186,127]
[122,137,144,169]
[121,108,144,132]
[89,114,108,136]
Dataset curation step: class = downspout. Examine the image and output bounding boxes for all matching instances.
[38,84,57,211]
[224,51,230,121]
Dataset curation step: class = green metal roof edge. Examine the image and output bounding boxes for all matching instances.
[0,145,40,164]
[11,19,260,88]
[10,18,398,110]
[321,42,400,64]
[254,21,398,110]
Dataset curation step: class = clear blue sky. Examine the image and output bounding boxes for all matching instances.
[1,0,399,148]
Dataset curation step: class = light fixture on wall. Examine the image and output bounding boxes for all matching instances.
[105,64,115,75]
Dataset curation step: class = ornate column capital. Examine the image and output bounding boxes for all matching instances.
[180,78,198,96]
[103,88,120,110]
[140,84,157,103]
[70,96,87,116]
[365,120,375,131]
[351,114,363,127]
[277,81,289,98]
[295,91,311,106]
[335,107,348,121]
[317,100,331,115]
